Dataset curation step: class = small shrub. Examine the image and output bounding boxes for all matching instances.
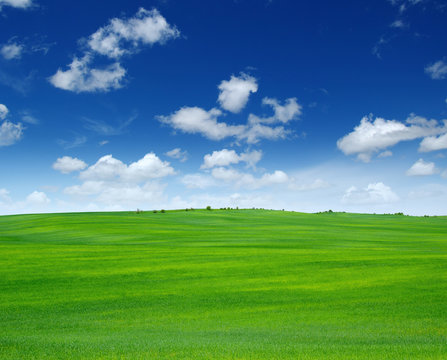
[161,209,165,213]
[153,210,157,213]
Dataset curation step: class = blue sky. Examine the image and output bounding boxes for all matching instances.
[1,0,447,215]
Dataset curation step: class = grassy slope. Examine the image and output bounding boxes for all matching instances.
[0,210,446,359]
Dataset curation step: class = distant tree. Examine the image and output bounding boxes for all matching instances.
[206,206,212,210]
[161,209,165,213]
[153,210,157,213]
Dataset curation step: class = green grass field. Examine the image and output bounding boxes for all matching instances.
[0,209,446,359]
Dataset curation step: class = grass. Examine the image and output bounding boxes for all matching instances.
[0,209,446,359]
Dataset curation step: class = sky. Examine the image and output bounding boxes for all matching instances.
[0,0,447,215]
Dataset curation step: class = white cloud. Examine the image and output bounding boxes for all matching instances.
[259,170,289,186]
[79,154,126,181]
[52,156,87,174]
[419,133,447,152]
[425,60,447,80]
[96,182,166,206]
[337,114,447,162]
[88,8,179,59]
[0,0,32,10]
[202,149,239,169]
[210,167,289,189]
[124,153,176,182]
[49,55,126,93]
[159,105,293,144]
[20,111,39,124]
[378,150,393,158]
[0,42,23,60]
[388,0,423,12]
[201,149,262,169]
[0,121,23,146]
[406,159,439,176]
[57,135,87,149]
[181,173,216,189]
[50,8,178,93]
[165,148,188,162]
[390,19,406,28]
[26,191,50,205]
[63,153,174,209]
[0,188,11,204]
[249,97,302,124]
[241,123,288,144]
[159,74,301,144]
[66,180,166,207]
[158,106,245,140]
[79,153,175,183]
[342,182,399,204]
[0,104,8,120]
[64,181,105,196]
[217,73,258,113]
[239,149,263,169]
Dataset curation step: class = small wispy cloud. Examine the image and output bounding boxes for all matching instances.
[165,148,188,162]
[425,60,447,80]
[83,113,136,136]
[57,135,87,149]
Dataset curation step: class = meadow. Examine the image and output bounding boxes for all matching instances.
[0,209,446,359]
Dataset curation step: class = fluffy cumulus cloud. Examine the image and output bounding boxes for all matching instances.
[50,8,179,93]
[342,182,399,204]
[62,153,175,208]
[0,104,8,120]
[419,133,447,152]
[337,114,447,162]
[88,8,180,59]
[79,153,175,182]
[165,148,188,162]
[26,191,50,205]
[0,0,32,10]
[49,55,126,93]
[52,156,88,174]
[406,159,439,176]
[249,97,302,124]
[0,42,23,60]
[201,149,262,169]
[217,73,258,113]
[425,60,447,80]
[158,107,245,141]
[160,73,301,144]
[0,121,23,146]
[159,105,292,144]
